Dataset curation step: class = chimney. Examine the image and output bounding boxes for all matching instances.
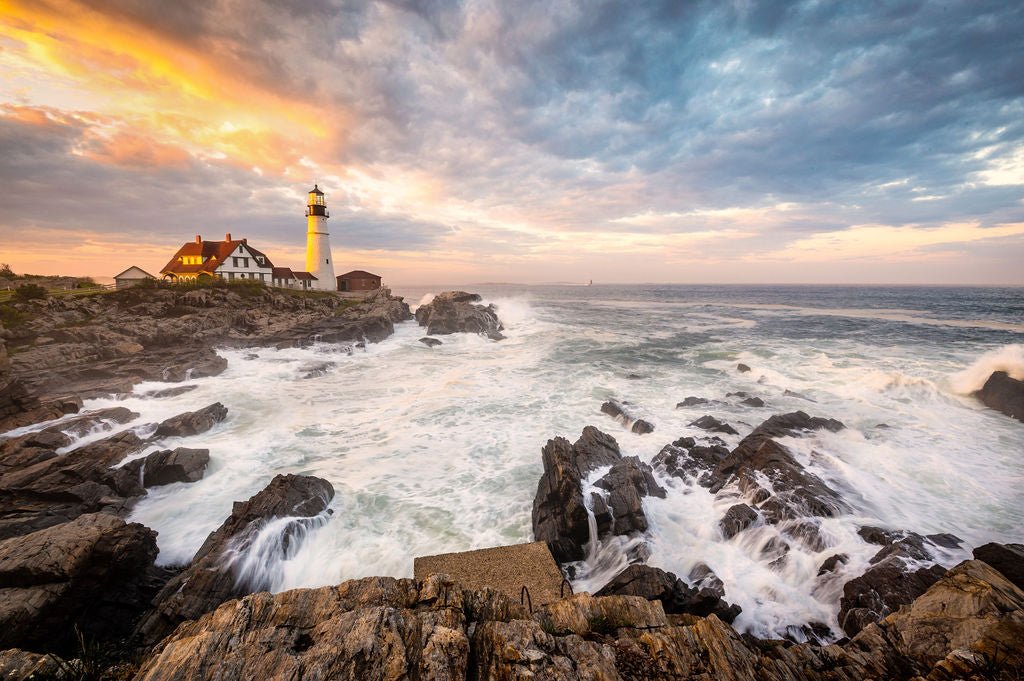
[225,232,232,241]
[242,238,247,244]
[195,235,202,244]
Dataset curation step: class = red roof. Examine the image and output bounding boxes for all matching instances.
[336,270,381,280]
[272,267,294,279]
[293,271,318,281]
[160,238,275,276]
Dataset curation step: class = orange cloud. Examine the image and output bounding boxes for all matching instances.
[0,0,344,174]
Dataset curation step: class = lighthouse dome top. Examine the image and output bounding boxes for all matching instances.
[309,184,324,196]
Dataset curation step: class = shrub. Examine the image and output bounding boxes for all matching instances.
[0,263,14,278]
[14,283,47,301]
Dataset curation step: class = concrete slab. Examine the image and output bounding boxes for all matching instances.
[414,541,566,607]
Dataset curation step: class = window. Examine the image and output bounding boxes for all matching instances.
[259,273,265,281]
[232,257,239,267]
[242,257,250,268]
[325,258,329,264]
[228,272,235,280]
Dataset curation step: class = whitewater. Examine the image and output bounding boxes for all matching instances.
[37,284,1024,639]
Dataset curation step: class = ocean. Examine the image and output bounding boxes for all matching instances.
[55,284,1024,639]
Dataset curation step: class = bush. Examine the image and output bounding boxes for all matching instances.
[0,263,14,278]
[14,283,47,301]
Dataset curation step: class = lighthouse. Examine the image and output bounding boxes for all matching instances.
[305,184,336,290]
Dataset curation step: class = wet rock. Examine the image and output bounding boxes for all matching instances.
[974,542,1024,589]
[749,410,845,438]
[652,436,730,487]
[817,553,849,576]
[137,473,334,645]
[737,363,751,373]
[858,525,902,546]
[0,430,145,539]
[122,447,210,487]
[533,427,662,563]
[688,562,726,598]
[782,518,833,552]
[0,649,61,680]
[711,435,848,520]
[299,361,334,378]
[595,565,742,623]
[783,389,816,402]
[975,370,1024,421]
[626,373,647,380]
[37,406,138,438]
[415,291,505,340]
[593,456,666,536]
[142,384,198,399]
[419,336,443,347]
[720,503,759,539]
[676,396,709,407]
[152,401,228,438]
[689,414,739,435]
[925,532,962,549]
[839,553,946,637]
[741,396,765,407]
[0,513,158,652]
[600,399,655,435]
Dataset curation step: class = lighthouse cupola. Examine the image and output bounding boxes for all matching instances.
[304,184,336,290]
[306,184,329,217]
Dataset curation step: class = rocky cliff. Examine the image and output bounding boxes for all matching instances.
[0,283,411,430]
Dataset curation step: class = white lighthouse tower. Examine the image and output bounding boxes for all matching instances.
[305,184,335,290]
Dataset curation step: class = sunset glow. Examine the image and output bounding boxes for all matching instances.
[1,1,1022,284]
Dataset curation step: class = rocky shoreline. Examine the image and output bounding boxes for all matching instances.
[0,285,1022,679]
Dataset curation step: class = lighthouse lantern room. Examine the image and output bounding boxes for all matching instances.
[305,184,335,290]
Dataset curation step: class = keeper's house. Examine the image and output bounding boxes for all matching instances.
[336,270,382,292]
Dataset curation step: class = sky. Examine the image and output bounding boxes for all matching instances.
[1,0,1023,285]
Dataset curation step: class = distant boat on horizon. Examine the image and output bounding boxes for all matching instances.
[588,279,593,286]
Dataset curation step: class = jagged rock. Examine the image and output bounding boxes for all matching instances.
[415,291,505,340]
[720,503,759,539]
[122,447,210,487]
[689,415,739,435]
[882,559,1024,675]
[817,553,849,575]
[688,563,726,598]
[0,513,157,652]
[783,389,816,402]
[748,410,845,438]
[676,396,708,407]
[594,564,741,623]
[737,363,751,373]
[975,370,1024,421]
[600,400,655,435]
[839,554,946,636]
[135,574,470,681]
[419,336,443,347]
[710,434,848,520]
[974,542,1024,589]
[30,406,138,439]
[0,430,145,539]
[652,436,730,486]
[0,649,61,680]
[152,402,228,438]
[741,396,765,407]
[299,361,334,378]
[593,457,666,536]
[142,384,198,399]
[858,525,902,546]
[137,473,334,645]
[531,427,621,563]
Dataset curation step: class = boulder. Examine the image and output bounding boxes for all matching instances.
[0,513,158,652]
[0,430,145,539]
[652,436,730,487]
[749,410,845,439]
[719,503,759,539]
[676,396,709,407]
[593,456,666,536]
[142,384,198,399]
[600,399,655,435]
[975,370,1024,421]
[689,415,739,435]
[137,473,334,645]
[122,447,210,487]
[839,553,946,637]
[594,564,741,623]
[741,397,765,407]
[419,337,443,347]
[0,649,61,680]
[415,291,505,340]
[34,406,138,438]
[152,401,228,438]
[531,427,622,563]
[974,542,1024,589]
[737,363,751,373]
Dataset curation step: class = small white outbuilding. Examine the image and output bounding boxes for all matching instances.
[113,266,156,289]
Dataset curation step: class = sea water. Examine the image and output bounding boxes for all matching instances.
[15,285,1024,638]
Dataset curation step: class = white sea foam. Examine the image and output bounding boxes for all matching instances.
[10,287,1019,640]
[949,343,1024,394]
